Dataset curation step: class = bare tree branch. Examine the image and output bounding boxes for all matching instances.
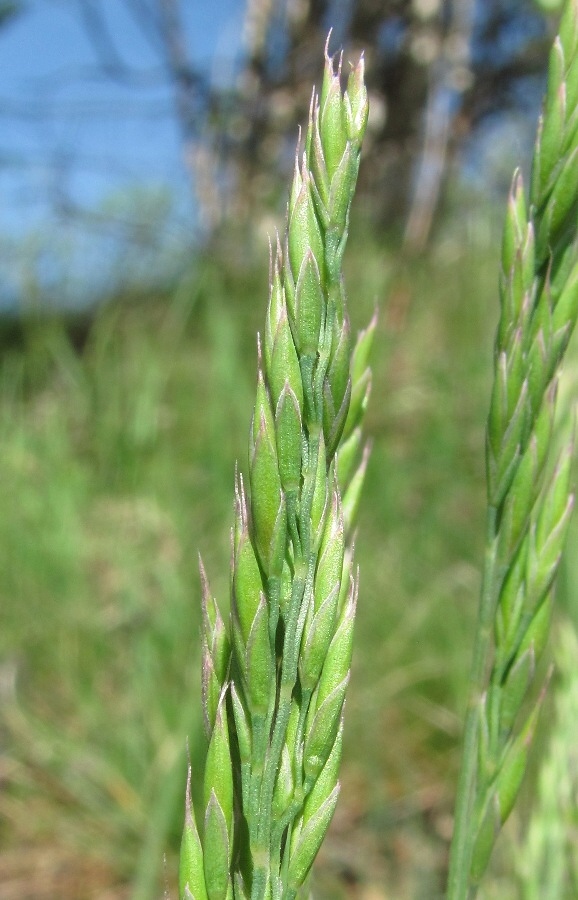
[404,0,476,253]
[123,0,164,51]
[156,0,222,228]
[78,0,134,80]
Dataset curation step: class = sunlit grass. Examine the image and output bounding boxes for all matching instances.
[1,226,568,898]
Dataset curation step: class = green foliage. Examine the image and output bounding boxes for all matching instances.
[515,625,578,898]
[534,0,564,11]
[4,5,578,900]
[0,229,503,899]
[0,287,256,899]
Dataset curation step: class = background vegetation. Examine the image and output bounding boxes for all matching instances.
[2,1,578,899]
[2,213,577,898]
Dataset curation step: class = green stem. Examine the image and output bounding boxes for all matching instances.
[248,716,267,845]
[250,561,307,899]
[270,684,312,883]
[252,430,321,899]
[447,506,500,900]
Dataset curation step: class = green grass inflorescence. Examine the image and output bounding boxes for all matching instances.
[179,41,373,900]
[181,3,578,897]
[448,0,578,895]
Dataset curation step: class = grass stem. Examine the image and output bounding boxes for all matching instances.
[447,508,499,899]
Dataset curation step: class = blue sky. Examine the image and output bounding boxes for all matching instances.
[0,0,246,273]
[0,1,553,308]
[0,0,248,307]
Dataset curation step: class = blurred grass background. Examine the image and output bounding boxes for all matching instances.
[1,211,577,900]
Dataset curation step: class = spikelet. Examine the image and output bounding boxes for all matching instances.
[448,3,578,895]
[180,35,371,900]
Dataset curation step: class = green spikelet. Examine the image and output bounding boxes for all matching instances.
[448,3,578,896]
[180,36,371,900]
